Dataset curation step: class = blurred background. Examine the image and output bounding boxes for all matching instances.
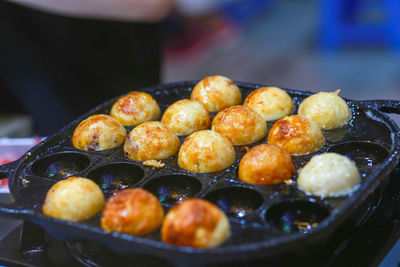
[163,0,400,124]
[0,0,400,136]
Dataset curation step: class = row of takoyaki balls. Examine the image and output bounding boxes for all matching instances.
[43,177,230,248]
[71,75,361,197]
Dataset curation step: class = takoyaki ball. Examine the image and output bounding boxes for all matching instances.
[178,130,235,173]
[161,99,211,136]
[191,75,242,112]
[124,121,179,161]
[101,188,164,236]
[267,115,325,155]
[211,105,267,146]
[244,87,294,121]
[161,199,230,248]
[43,177,105,222]
[297,153,361,197]
[238,144,295,185]
[298,90,351,130]
[110,91,161,127]
[72,114,127,151]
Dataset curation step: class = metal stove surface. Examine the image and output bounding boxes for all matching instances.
[0,166,399,267]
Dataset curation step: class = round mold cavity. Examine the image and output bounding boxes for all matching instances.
[143,174,202,205]
[31,152,90,179]
[265,200,330,233]
[204,187,263,219]
[87,163,144,194]
[327,141,389,169]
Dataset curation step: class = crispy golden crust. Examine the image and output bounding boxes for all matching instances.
[101,188,164,236]
[111,91,161,127]
[267,115,325,155]
[143,159,166,168]
[211,105,267,146]
[72,114,127,151]
[178,130,235,173]
[161,99,211,136]
[243,87,294,121]
[190,75,242,112]
[124,121,180,161]
[298,90,351,130]
[161,199,230,248]
[42,177,105,222]
[238,144,295,185]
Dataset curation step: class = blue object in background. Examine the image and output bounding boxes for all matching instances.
[379,239,400,267]
[220,0,273,26]
[320,0,400,52]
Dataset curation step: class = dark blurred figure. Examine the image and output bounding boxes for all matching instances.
[0,0,172,136]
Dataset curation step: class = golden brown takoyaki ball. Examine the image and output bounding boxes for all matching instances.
[110,91,161,127]
[161,99,211,136]
[297,153,361,197]
[72,114,127,151]
[243,87,294,121]
[101,188,164,236]
[178,130,235,173]
[267,115,325,155]
[161,199,230,248]
[42,177,105,222]
[298,90,351,130]
[238,144,295,185]
[191,75,242,112]
[211,105,267,146]
[124,121,179,161]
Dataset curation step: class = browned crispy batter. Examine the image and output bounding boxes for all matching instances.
[178,130,235,173]
[43,177,105,222]
[191,75,241,112]
[244,87,294,121]
[124,121,179,161]
[101,188,164,236]
[238,144,295,185]
[267,115,325,155]
[72,114,127,151]
[143,159,166,168]
[212,105,266,146]
[161,199,230,248]
[162,99,211,136]
[111,91,161,126]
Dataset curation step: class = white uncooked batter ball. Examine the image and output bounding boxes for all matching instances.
[298,90,351,130]
[297,153,361,197]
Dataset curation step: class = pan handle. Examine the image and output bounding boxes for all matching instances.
[0,159,20,179]
[0,202,34,219]
[0,159,33,218]
[358,100,400,114]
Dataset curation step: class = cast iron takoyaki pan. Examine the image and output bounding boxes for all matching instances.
[0,81,399,265]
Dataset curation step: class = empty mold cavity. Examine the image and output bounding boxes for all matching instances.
[31,152,90,179]
[205,187,263,219]
[87,163,144,194]
[143,174,202,205]
[328,141,389,169]
[265,200,330,233]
